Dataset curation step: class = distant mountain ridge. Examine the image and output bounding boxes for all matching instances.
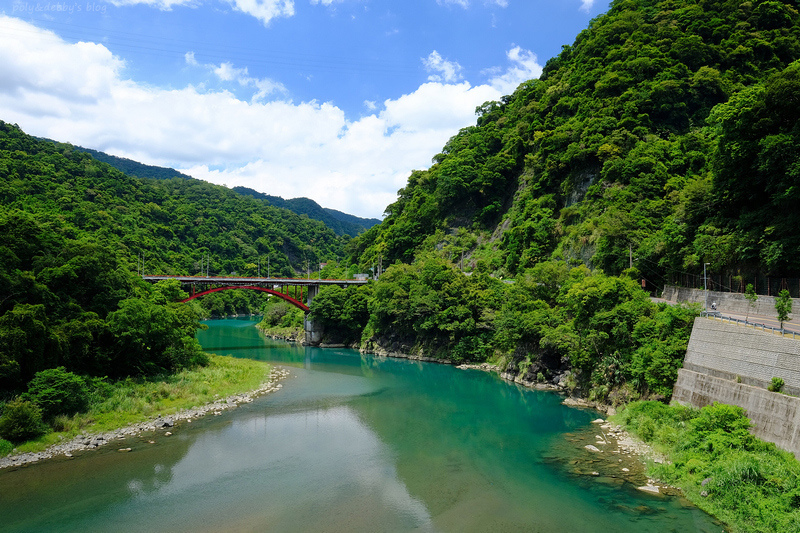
[68,145,194,181]
[60,143,381,237]
[232,187,381,237]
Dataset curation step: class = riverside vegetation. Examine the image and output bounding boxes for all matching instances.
[0,355,273,459]
[614,401,800,532]
[3,0,800,530]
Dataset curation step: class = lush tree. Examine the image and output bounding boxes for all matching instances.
[775,289,793,329]
[744,283,758,322]
[23,367,89,419]
[0,398,46,443]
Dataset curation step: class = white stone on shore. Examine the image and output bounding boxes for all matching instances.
[585,444,601,452]
[637,485,661,494]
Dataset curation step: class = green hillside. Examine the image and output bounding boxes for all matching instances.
[233,186,381,237]
[3,123,344,277]
[52,143,380,237]
[309,0,800,401]
[353,0,800,286]
[63,144,194,181]
[45,141,380,238]
[0,121,346,390]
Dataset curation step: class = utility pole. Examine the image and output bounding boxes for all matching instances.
[704,262,710,311]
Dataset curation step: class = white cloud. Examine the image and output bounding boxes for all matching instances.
[580,0,594,12]
[487,46,542,94]
[423,51,463,83]
[106,0,198,9]
[0,16,543,219]
[185,56,287,102]
[487,0,508,6]
[437,0,469,8]
[227,0,295,25]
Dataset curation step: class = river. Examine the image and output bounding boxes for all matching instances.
[0,318,722,532]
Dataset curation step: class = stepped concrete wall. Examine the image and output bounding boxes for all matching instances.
[673,369,800,456]
[681,318,800,395]
[672,317,800,456]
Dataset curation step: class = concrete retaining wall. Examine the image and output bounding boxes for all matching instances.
[682,318,800,395]
[673,317,800,455]
[673,369,800,456]
[661,285,799,317]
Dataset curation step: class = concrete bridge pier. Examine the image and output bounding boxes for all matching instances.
[304,285,322,345]
[304,316,323,345]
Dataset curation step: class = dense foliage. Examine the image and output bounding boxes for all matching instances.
[0,209,208,387]
[1,122,345,278]
[0,355,270,447]
[353,0,800,285]
[66,144,194,181]
[317,0,800,407]
[0,122,348,442]
[311,257,699,400]
[617,401,800,532]
[233,187,381,237]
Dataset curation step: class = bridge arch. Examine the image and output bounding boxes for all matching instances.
[180,285,309,312]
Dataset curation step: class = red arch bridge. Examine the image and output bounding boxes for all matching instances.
[142,275,368,312]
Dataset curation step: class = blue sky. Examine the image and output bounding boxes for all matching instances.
[0,0,607,218]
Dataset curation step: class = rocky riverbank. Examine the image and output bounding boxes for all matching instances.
[355,340,671,494]
[0,367,290,470]
[576,418,676,496]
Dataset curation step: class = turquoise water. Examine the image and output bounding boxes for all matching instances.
[0,318,723,532]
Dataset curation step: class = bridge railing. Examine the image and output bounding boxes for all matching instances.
[142,275,368,286]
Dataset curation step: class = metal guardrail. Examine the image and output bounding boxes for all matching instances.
[701,311,800,339]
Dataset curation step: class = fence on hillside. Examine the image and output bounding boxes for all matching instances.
[668,274,800,298]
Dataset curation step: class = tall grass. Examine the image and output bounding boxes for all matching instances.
[613,401,800,532]
[10,355,272,454]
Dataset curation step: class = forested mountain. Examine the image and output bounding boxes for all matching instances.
[44,141,380,238]
[61,144,194,181]
[232,187,381,237]
[2,123,344,277]
[353,0,800,286]
[307,0,800,403]
[0,121,347,391]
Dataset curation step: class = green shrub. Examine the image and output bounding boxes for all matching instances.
[709,453,765,492]
[638,417,656,442]
[0,398,46,443]
[24,367,88,420]
[589,384,609,402]
[0,438,12,456]
[768,377,785,393]
[685,458,707,475]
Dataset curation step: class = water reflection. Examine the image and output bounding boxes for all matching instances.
[0,319,722,532]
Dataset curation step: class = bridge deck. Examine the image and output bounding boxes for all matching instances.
[142,275,368,286]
